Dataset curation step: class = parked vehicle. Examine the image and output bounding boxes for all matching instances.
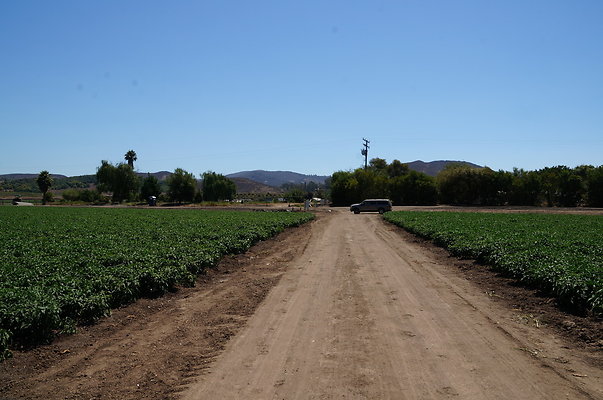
[350,199,392,214]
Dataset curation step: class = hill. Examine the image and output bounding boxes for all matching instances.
[0,173,68,180]
[226,170,329,188]
[0,174,95,192]
[1,162,481,193]
[406,160,482,176]
[136,171,172,181]
[229,178,282,194]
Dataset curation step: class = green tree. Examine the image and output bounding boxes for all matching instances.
[96,161,140,203]
[389,171,437,205]
[436,164,481,205]
[284,188,306,203]
[585,166,603,207]
[62,189,101,203]
[436,164,511,205]
[557,169,584,207]
[124,150,137,169]
[36,170,53,205]
[480,169,513,206]
[140,174,162,200]
[539,166,584,207]
[386,160,409,178]
[167,168,196,203]
[331,159,436,206]
[202,171,236,201]
[354,168,388,200]
[509,168,542,206]
[329,171,358,206]
[369,158,388,174]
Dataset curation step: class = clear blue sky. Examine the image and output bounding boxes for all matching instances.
[1,1,602,177]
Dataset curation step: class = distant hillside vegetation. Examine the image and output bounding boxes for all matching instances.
[230,177,282,194]
[136,171,172,181]
[0,173,67,180]
[0,174,95,192]
[1,163,480,194]
[406,160,482,176]
[226,170,329,188]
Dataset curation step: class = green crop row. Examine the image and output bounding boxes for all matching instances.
[0,207,313,360]
[383,211,603,315]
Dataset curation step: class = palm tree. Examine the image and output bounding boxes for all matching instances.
[37,170,53,205]
[124,150,137,169]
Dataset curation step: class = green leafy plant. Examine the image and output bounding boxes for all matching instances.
[384,211,603,315]
[0,207,314,359]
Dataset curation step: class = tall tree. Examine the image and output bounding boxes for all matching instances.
[369,158,388,173]
[539,166,583,207]
[140,174,162,200]
[167,168,196,203]
[36,170,53,205]
[96,160,140,202]
[386,160,409,178]
[585,166,603,207]
[389,171,437,205]
[329,171,358,206]
[509,168,542,206]
[124,150,137,169]
[202,171,236,201]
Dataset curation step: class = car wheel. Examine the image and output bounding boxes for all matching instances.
[378,208,384,214]
[353,209,360,214]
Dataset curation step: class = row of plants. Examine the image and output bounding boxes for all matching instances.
[383,211,603,315]
[0,207,314,360]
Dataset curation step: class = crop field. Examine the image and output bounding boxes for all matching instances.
[384,211,603,316]
[0,207,313,360]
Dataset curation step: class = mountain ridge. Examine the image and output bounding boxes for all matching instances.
[225,170,330,188]
[1,161,482,192]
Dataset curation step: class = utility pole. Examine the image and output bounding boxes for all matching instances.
[361,138,370,169]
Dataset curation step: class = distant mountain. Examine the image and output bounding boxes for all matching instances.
[136,171,172,181]
[0,174,97,192]
[230,177,282,194]
[406,160,482,177]
[1,171,173,182]
[226,170,329,188]
[1,163,480,193]
[0,173,67,180]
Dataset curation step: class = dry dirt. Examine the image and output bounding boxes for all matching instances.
[1,208,602,399]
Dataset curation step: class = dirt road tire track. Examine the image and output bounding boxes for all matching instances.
[181,210,602,399]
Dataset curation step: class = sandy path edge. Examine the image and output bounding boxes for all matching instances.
[181,210,602,399]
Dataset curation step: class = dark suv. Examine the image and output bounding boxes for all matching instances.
[350,199,392,214]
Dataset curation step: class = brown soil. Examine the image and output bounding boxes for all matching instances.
[1,208,602,399]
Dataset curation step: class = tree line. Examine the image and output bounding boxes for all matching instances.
[0,175,95,193]
[330,159,603,207]
[330,159,438,206]
[96,162,236,204]
[93,150,236,203]
[25,150,237,204]
[18,152,603,208]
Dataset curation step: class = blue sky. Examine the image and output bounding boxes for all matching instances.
[1,1,602,177]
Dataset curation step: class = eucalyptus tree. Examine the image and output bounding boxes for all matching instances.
[167,168,196,203]
[96,161,140,203]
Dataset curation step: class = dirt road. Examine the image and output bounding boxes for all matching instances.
[181,210,602,399]
[1,208,601,399]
